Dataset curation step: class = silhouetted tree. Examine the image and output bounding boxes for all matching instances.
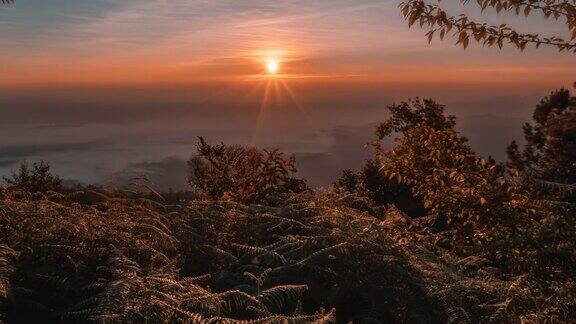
[334,169,359,193]
[400,0,576,53]
[3,161,63,193]
[507,88,576,184]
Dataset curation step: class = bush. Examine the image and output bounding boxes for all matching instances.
[1,94,575,322]
[3,161,62,193]
[507,88,576,185]
[334,161,427,218]
[369,98,576,280]
[0,184,444,323]
[187,137,308,205]
[1,129,575,322]
[372,99,522,233]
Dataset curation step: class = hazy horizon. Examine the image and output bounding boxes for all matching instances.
[1,0,574,188]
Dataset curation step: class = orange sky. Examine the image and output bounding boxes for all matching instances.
[1,0,575,88]
[1,0,575,187]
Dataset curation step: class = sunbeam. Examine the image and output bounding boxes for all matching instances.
[279,79,317,132]
[251,79,273,145]
[250,54,320,145]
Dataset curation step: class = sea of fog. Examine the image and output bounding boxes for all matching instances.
[0,82,550,189]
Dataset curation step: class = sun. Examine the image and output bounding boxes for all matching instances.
[266,59,279,74]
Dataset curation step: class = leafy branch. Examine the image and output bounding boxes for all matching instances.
[400,0,576,52]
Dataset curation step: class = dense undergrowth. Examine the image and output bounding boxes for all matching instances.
[0,185,570,324]
[1,91,575,323]
[1,183,574,323]
[0,187,434,323]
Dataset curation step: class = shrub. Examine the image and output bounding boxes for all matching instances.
[187,137,308,205]
[507,88,576,185]
[0,133,574,322]
[369,98,576,281]
[373,99,522,234]
[2,183,573,322]
[334,161,427,217]
[3,161,62,193]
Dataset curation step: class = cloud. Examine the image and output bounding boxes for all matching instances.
[0,0,414,85]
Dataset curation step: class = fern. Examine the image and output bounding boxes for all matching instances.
[233,244,290,265]
[214,290,268,315]
[297,243,351,266]
[0,246,17,299]
[446,307,472,324]
[532,199,576,211]
[1,170,575,322]
[203,245,239,266]
[257,285,308,313]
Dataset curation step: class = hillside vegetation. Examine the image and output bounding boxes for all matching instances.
[1,92,575,323]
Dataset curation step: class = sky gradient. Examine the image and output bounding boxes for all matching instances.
[1,0,575,187]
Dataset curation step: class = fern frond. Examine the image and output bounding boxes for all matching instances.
[292,300,304,316]
[184,274,212,285]
[151,298,205,322]
[204,245,239,265]
[446,306,472,324]
[0,245,17,299]
[233,244,289,265]
[297,243,351,265]
[532,199,576,211]
[257,285,308,313]
[529,178,576,198]
[215,290,268,315]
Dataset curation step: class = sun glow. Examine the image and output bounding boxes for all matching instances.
[266,59,279,74]
[247,49,317,145]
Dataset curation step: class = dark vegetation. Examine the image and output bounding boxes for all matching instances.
[507,88,576,184]
[187,137,308,205]
[3,161,63,194]
[1,89,575,323]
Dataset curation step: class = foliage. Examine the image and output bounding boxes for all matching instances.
[373,99,521,235]
[2,161,63,193]
[334,161,427,217]
[0,95,574,322]
[333,169,358,193]
[0,186,332,323]
[400,0,576,52]
[0,184,445,323]
[369,98,576,282]
[1,119,575,322]
[187,137,308,205]
[507,88,576,184]
[370,99,464,222]
[1,177,574,322]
